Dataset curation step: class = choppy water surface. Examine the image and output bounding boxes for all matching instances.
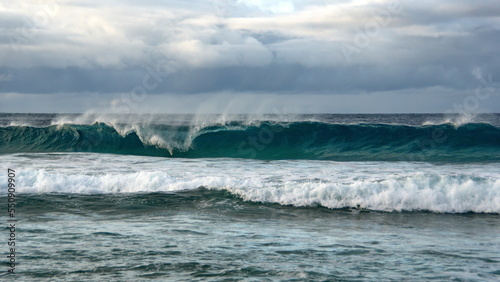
[0,113,499,280]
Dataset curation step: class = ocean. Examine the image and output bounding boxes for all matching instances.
[1,113,499,281]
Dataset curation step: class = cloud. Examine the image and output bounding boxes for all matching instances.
[0,0,499,113]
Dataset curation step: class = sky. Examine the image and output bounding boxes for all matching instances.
[0,0,499,113]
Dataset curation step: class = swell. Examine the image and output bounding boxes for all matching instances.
[1,121,499,162]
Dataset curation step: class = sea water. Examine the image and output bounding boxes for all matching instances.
[0,113,499,281]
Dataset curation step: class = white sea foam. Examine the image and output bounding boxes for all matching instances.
[3,153,499,213]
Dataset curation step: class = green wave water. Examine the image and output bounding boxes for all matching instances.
[1,121,499,161]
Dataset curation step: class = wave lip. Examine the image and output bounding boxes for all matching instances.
[1,121,499,162]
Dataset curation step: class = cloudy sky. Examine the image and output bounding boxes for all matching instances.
[0,0,499,113]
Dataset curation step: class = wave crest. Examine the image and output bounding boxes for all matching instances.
[1,121,499,161]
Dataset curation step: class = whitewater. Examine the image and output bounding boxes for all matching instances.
[1,113,499,281]
[2,154,499,213]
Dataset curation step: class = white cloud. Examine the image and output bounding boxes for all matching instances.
[1,0,499,114]
[2,0,499,70]
[238,0,295,14]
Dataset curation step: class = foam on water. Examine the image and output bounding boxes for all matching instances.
[3,153,499,213]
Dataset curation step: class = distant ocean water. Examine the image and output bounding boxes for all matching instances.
[1,113,499,281]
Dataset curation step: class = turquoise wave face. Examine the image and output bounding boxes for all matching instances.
[1,121,500,162]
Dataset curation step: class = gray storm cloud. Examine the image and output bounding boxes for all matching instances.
[0,0,499,113]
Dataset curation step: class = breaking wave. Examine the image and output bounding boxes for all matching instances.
[1,121,499,162]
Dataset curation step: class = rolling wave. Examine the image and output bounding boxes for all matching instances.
[1,121,499,161]
[8,169,500,213]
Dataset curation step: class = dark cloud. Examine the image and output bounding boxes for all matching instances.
[1,62,488,95]
[0,0,499,113]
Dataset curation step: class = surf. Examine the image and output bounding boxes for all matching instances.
[1,121,500,162]
[3,154,499,213]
